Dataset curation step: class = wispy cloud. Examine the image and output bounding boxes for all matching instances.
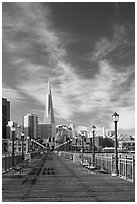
[2,3,135,130]
[91,24,129,61]
[3,2,66,76]
[16,56,134,129]
[2,84,25,104]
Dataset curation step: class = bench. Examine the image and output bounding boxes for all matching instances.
[12,159,31,175]
[81,159,96,173]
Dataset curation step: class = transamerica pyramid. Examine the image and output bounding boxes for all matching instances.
[44,81,55,124]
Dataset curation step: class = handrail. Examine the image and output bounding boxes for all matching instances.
[30,139,47,149]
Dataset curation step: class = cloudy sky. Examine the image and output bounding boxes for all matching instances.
[2,2,135,133]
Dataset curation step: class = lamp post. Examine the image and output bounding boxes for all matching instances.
[91,125,96,167]
[66,137,69,152]
[112,112,119,176]
[27,136,30,153]
[81,131,84,161]
[75,136,78,152]
[89,132,92,152]
[21,133,24,161]
[11,126,16,167]
[70,139,72,151]
[63,126,67,152]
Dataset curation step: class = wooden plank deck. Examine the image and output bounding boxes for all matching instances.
[2,152,135,202]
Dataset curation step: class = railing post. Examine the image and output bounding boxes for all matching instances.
[89,155,91,166]
[99,155,101,169]
[101,154,103,170]
[12,130,15,167]
[125,155,127,179]
[111,155,113,173]
[132,156,135,182]
[100,154,101,169]
[7,154,9,170]
[119,155,121,177]
[10,154,12,169]
[5,154,7,172]
[106,154,108,171]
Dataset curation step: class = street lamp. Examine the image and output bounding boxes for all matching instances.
[69,139,72,151]
[112,112,119,176]
[63,126,67,151]
[75,136,78,152]
[81,131,85,161]
[66,137,69,152]
[89,132,92,152]
[21,132,24,161]
[91,125,96,167]
[11,125,16,167]
[27,136,30,153]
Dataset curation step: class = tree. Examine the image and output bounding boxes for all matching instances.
[101,137,114,148]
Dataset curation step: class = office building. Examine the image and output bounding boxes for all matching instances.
[3,121,23,154]
[2,98,10,139]
[6,121,19,140]
[22,114,38,140]
[55,125,72,144]
[44,81,55,124]
[38,123,54,140]
[43,81,56,149]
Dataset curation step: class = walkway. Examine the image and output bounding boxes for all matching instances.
[2,151,135,202]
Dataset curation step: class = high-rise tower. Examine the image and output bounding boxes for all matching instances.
[22,114,38,140]
[44,81,55,124]
[43,81,55,150]
[2,98,10,139]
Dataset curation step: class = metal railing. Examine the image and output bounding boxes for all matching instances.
[94,154,135,182]
[55,151,135,182]
[2,154,22,173]
[95,154,113,173]
[119,155,135,182]
[74,152,135,182]
[2,152,41,174]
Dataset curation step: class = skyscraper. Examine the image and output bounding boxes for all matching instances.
[22,114,38,140]
[44,81,55,124]
[43,81,55,149]
[2,98,10,139]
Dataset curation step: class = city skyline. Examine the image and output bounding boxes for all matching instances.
[2,2,135,134]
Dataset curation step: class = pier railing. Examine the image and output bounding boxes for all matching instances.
[59,151,135,182]
[2,154,22,173]
[2,152,41,173]
[119,155,135,182]
[83,153,135,182]
[95,154,112,173]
